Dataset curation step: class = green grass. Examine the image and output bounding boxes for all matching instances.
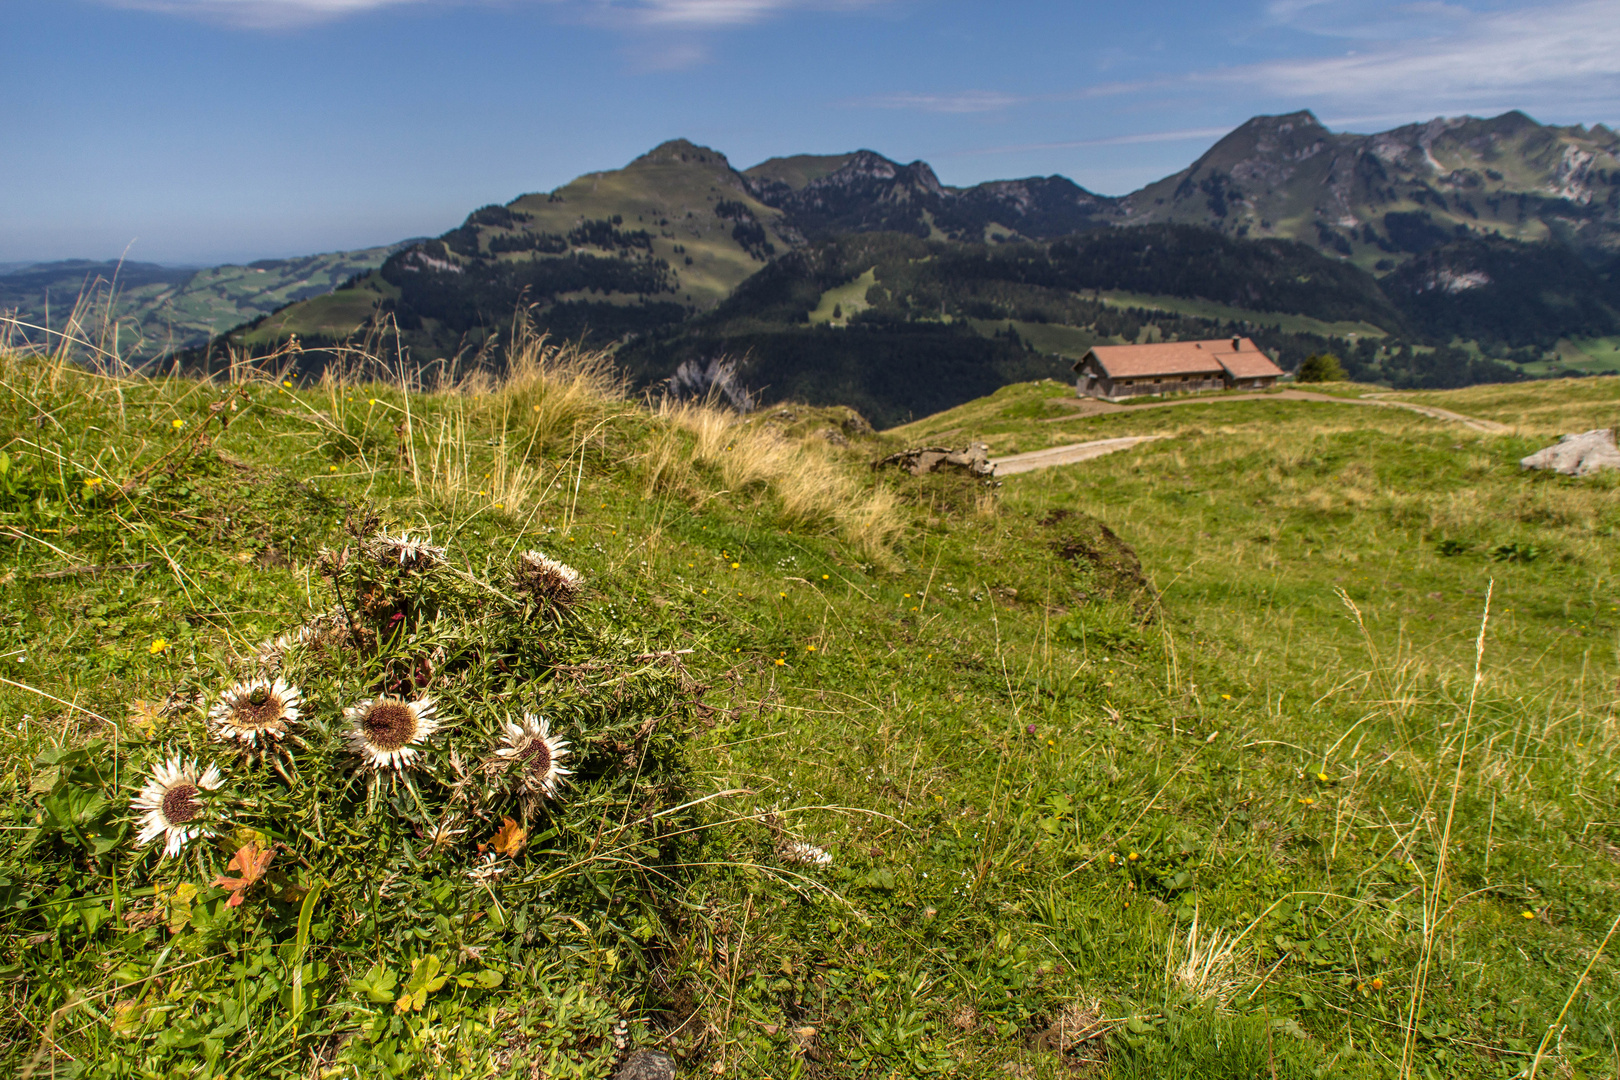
[1514,338,1620,378]
[1096,291,1390,340]
[807,268,878,326]
[4,352,1620,1079]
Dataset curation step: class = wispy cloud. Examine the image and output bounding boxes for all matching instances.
[852,90,1029,114]
[100,0,879,29]
[852,0,1617,133]
[1236,0,1620,114]
[100,0,430,28]
[936,127,1237,159]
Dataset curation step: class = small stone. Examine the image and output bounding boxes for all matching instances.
[614,1049,676,1080]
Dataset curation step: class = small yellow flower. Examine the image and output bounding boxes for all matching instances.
[1300,797,1316,806]
[1220,693,1231,700]
[149,638,170,655]
[1521,910,1535,920]
[806,645,815,652]
[779,591,786,598]
[329,465,338,472]
[774,658,785,666]
[1107,853,1117,865]
[821,574,829,580]
[368,398,376,405]
[731,562,740,569]
[83,477,102,487]
[493,503,503,510]
[532,404,540,412]
[170,418,185,430]
[701,589,708,594]
[1317,772,1330,782]
[1370,977,1384,991]
[1126,852,1139,862]
[282,380,292,388]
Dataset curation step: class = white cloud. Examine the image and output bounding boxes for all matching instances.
[101,0,877,28]
[1234,0,1620,114]
[100,0,433,27]
[853,90,1029,114]
[936,127,1238,159]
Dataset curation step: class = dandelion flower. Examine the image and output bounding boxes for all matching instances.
[513,550,583,607]
[1521,910,1536,920]
[133,754,224,858]
[345,696,439,770]
[494,713,572,798]
[1316,772,1330,782]
[365,531,446,569]
[171,418,185,430]
[209,678,301,746]
[149,638,170,655]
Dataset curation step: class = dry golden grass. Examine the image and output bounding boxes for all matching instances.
[650,399,903,559]
[1388,377,1620,436]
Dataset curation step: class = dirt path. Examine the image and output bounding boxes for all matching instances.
[990,435,1169,475]
[1042,389,1510,434]
[993,390,1510,476]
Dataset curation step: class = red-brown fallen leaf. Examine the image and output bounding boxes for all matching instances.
[489,817,527,858]
[214,842,276,908]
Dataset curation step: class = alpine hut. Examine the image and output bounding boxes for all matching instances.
[1073,337,1285,401]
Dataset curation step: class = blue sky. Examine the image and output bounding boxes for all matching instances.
[4,0,1617,264]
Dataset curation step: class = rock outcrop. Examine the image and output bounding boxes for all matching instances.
[872,443,994,477]
[1520,429,1620,476]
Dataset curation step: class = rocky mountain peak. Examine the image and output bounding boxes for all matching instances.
[630,139,735,170]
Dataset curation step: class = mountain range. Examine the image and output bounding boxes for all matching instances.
[16,108,1618,421]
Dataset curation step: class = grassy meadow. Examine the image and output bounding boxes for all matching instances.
[1,339,1618,1079]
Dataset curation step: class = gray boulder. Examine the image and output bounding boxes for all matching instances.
[872,443,994,477]
[614,1050,675,1080]
[1520,429,1620,476]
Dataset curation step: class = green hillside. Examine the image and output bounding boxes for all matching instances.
[743,152,859,193]
[190,115,1620,413]
[5,338,1620,1078]
[617,228,1483,425]
[0,247,403,358]
[220,140,797,363]
[1122,111,1620,269]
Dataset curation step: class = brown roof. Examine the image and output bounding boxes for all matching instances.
[1073,337,1282,380]
[1218,348,1286,379]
